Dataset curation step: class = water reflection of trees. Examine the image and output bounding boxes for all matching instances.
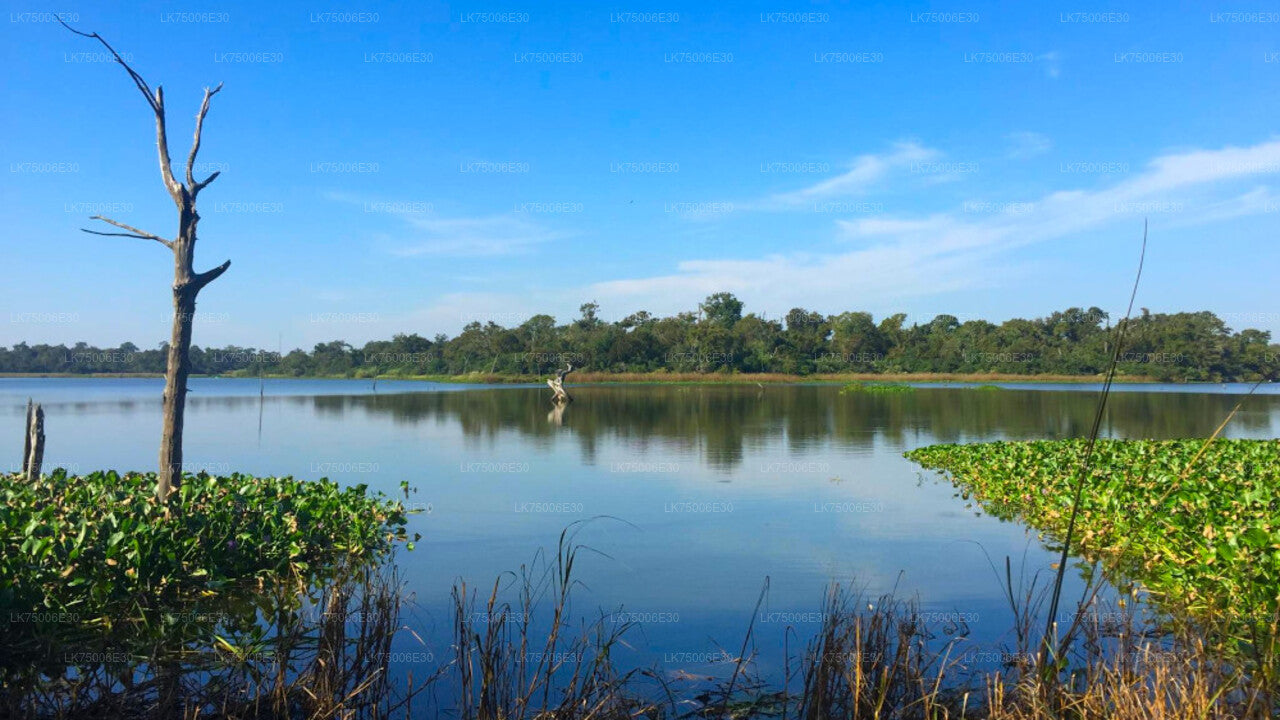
[296,387,1278,471]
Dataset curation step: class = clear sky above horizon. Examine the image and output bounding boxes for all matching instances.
[3,0,1279,350]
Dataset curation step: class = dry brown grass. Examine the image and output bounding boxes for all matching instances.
[437,530,1276,720]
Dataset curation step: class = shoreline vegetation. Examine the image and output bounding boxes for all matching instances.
[5,493,1276,718]
[4,299,1278,383]
[439,530,1280,719]
[0,369,1176,383]
[906,438,1280,697]
[0,468,421,718]
[907,438,1280,614]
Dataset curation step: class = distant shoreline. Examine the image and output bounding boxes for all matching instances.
[0,370,1170,384]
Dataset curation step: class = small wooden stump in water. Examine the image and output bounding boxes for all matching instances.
[547,363,574,405]
[22,399,44,482]
[21,399,33,475]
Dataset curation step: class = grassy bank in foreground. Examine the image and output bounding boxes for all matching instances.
[906,438,1280,623]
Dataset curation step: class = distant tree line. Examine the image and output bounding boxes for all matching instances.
[3,294,1277,382]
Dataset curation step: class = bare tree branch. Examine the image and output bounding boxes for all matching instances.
[186,83,223,192]
[191,259,231,291]
[153,86,182,200]
[56,18,159,114]
[83,215,174,249]
[57,19,184,200]
[191,170,221,195]
[557,363,574,383]
[80,229,175,248]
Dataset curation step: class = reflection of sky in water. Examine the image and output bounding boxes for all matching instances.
[3,378,1277,683]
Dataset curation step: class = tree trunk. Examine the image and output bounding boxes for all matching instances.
[156,200,227,500]
[158,284,196,499]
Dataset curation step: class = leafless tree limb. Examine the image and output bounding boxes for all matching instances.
[153,86,182,200]
[57,18,184,199]
[556,363,575,383]
[191,170,221,195]
[186,83,223,192]
[191,259,231,292]
[55,18,159,114]
[82,215,174,249]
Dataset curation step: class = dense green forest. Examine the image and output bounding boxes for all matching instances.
[3,295,1277,381]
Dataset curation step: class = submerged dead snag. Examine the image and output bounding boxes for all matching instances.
[61,21,230,502]
[547,363,574,405]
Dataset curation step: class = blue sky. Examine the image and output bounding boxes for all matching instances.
[3,0,1280,349]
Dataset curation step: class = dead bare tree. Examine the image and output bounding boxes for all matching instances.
[61,21,230,501]
[547,363,574,405]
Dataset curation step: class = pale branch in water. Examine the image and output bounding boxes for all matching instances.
[548,363,574,404]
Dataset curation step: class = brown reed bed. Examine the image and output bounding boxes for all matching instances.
[437,525,1277,720]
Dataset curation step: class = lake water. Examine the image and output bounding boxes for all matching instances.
[4,377,1279,684]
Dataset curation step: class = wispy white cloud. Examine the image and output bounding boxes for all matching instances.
[1006,131,1052,159]
[391,215,560,257]
[325,191,562,257]
[1038,51,1062,79]
[586,245,996,313]
[759,141,939,209]
[575,139,1280,316]
[387,140,1280,334]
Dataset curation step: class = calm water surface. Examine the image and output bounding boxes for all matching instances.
[3,377,1278,681]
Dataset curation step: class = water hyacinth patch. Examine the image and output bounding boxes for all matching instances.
[0,469,413,675]
[839,381,915,395]
[905,439,1280,623]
